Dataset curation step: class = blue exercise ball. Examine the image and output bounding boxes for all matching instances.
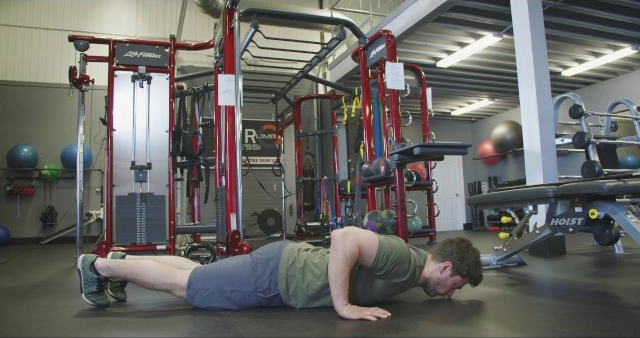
[0,225,11,246]
[6,143,39,168]
[619,155,640,169]
[60,144,93,170]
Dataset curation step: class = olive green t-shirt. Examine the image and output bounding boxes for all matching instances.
[278,234,428,308]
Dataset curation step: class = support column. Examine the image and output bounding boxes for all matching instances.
[511,0,558,227]
[511,0,558,184]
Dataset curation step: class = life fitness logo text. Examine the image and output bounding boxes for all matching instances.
[123,51,162,59]
[243,123,281,151]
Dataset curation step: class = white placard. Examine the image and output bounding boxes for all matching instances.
[426,87,433,110]
[217,74,236,106]
[385,61,405,90]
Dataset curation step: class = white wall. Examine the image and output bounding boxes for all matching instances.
[0,0,215,85]
[0,0,358,87]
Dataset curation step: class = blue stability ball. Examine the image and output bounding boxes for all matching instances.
[6,143,39,168]
[0,225,11,246]
[60,144,93,170]
[619,154,640,169]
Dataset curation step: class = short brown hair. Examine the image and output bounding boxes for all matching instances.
[429,237,483,287]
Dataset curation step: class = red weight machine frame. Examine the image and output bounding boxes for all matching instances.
[403,63,438,242]
[212,7,253,256]
[68,33,214,257]
[289,91,344,240]
[351,30,410,242]
[350,31,460,243]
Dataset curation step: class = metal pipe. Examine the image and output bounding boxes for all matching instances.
[552,93,598,165]
[234,9,244,240]
[131,80,138,192]
[75,54,88,259]
[304,73,353,93]
[240,20,259,56]
[145,80,152,193]
[272,26,346,104]
[605,99,640,138]
[175,69,214,82]
[195,0,367,44]
[176,0,189,42]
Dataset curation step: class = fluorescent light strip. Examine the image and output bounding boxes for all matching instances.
[437,33,503,68]
[561,46,639,76]
[451,99,495,116]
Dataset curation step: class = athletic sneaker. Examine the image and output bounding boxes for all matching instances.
[77,254,110,307]
[106,251,128,302]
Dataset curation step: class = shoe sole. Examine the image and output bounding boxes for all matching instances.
[106,286,127,302]
[77,254,108,307]
[105,251,127,302]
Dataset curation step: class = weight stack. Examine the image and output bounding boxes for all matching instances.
[115,193,166,245]
[216,185,226,242]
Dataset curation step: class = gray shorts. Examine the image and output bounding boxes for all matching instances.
[186,240,291,309]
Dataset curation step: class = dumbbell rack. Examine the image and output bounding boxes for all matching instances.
[554,93,640,178]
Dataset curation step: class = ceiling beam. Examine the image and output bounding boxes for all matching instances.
[328,0,460,82]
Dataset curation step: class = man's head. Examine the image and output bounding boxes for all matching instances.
[420,236,483,298]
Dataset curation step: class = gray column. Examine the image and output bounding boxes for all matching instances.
[511,0,558,185]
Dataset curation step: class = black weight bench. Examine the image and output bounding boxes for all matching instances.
[471,176,640,267]
[557,177,640,197]
[467,183,560,210]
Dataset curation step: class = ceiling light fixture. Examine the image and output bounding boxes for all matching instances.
[561,45,639,76]
[451,98,495,116]
[436,33,503,68]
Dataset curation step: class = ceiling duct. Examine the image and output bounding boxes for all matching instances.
[192,0,226,20]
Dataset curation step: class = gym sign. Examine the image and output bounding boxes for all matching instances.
[202,120,281,168]
[115,43,169,68]
[242,120,281,167]
[549,217,584,227]
[365,35,387,68]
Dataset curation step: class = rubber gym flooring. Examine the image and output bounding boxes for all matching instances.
[0,230,639,337]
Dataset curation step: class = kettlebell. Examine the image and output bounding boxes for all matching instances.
[407,199,423,231]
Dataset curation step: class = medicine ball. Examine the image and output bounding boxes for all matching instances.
[39,163,60,182]
[406,162,427,181]
[490,120,523,153]
[376,157,392,177]
[360,161,374,177]
[363,210,381,233]
[376,209,397,235]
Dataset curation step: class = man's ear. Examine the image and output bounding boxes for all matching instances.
[439,261,453,274]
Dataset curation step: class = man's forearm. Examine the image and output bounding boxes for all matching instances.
[327,229,360,311]
[327,227,379,313]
